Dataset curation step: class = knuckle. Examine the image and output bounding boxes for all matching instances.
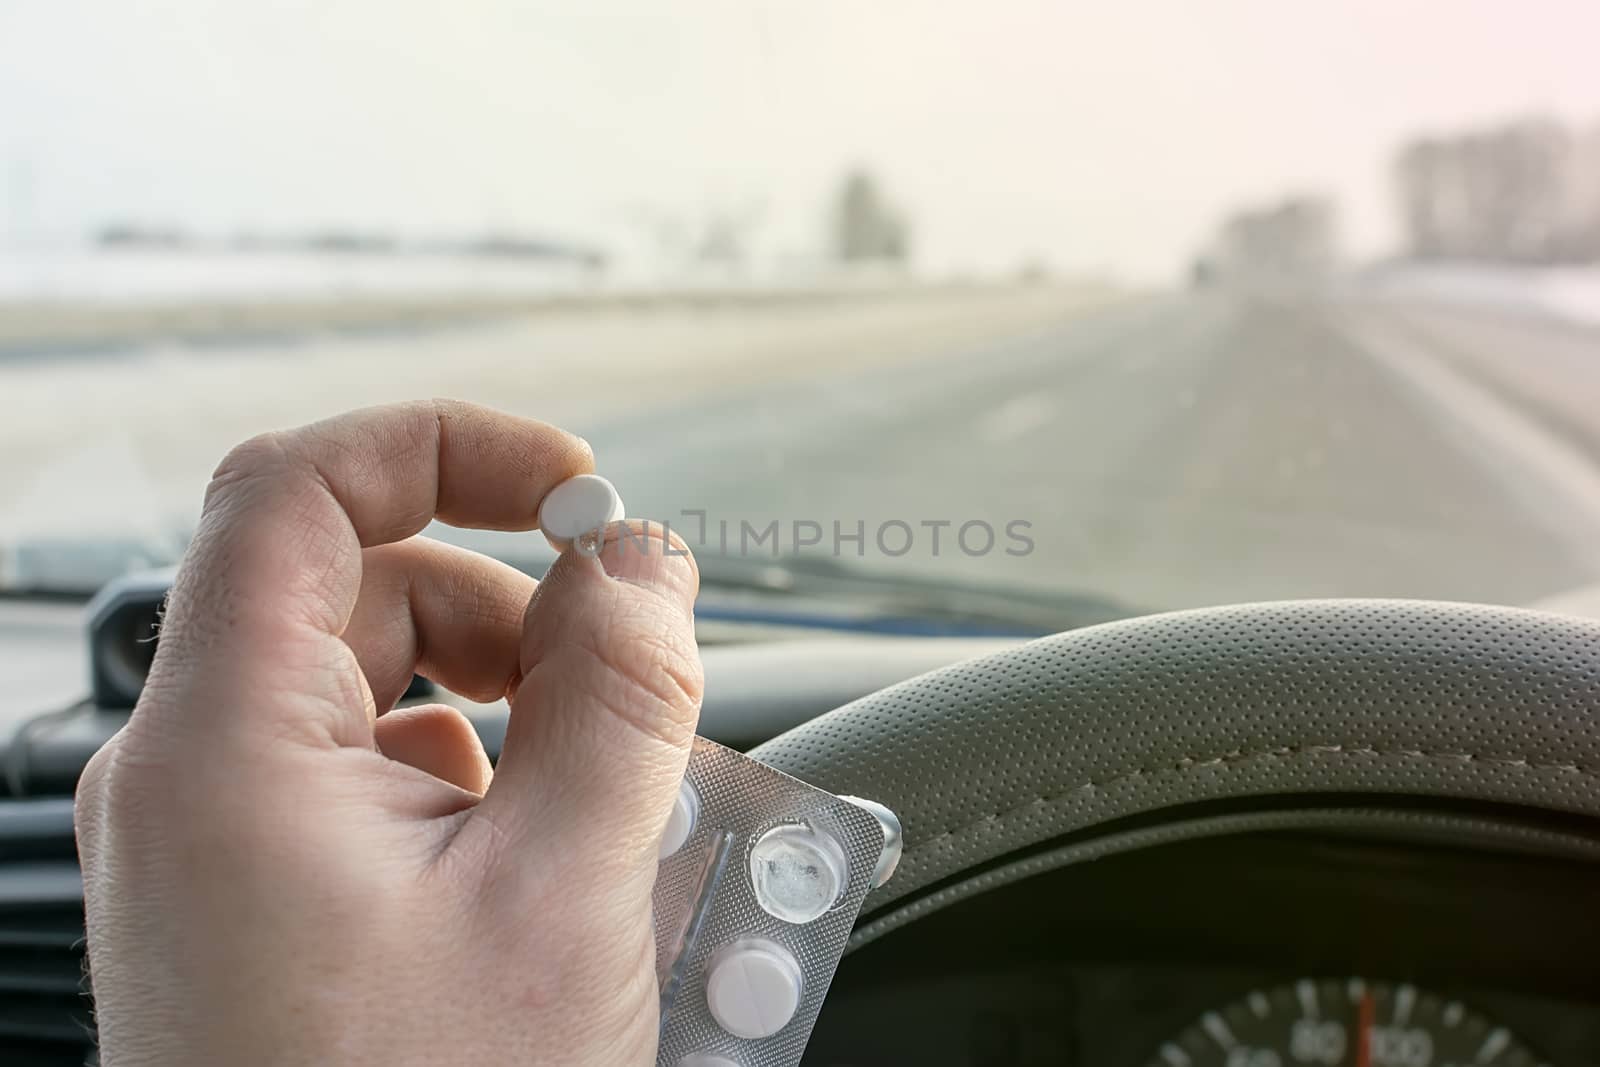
[210,430,292,489]
[188,431,356,636]
[74,737,114,801]
[94,713,175,793]
[72,739,117,838]
[201,432,296,524]
[72,725,173,859]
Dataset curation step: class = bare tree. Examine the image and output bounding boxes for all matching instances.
[830,170,911,264]
[1206,195,1339,280]
[626,199,765,277]
[1394,117,1582,263]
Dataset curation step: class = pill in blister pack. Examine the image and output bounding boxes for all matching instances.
[654,737,901,1067]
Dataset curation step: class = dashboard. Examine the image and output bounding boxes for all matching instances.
[807,835,1600,1066]
[4,585,1600,1066]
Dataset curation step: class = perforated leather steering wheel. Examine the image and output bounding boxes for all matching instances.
[749,599,1600,948]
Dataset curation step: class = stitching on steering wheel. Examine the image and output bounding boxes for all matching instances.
[906,742,1594,860]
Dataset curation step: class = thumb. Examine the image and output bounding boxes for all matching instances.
[476,521,703,876]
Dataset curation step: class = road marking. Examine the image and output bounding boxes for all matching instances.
[1478,1026,1510,1062]
[1160,1043,1191,1067]
[1297,978,1319,1019]
[1202,1011,1236,1050]
[1394,983,1416,1026]
[1340,318,1600,540]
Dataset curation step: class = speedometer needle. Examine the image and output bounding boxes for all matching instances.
[1356,990,1373,1067]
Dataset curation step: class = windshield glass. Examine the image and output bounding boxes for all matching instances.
[3,2,1599,624]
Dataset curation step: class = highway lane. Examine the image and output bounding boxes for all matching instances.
[587,293,1600,614]
[3,288,1598,619]
[1371,301,1600,467]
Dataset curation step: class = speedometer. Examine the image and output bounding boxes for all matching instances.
[1148,978,1546,1067]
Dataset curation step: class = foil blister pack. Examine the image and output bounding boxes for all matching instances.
[653,737,900,1067]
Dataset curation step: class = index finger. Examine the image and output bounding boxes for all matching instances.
[140,400,591,745]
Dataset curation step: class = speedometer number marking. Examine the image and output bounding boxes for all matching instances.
[1145,979,1545,1067]
[1369,1024,1431,1067]
[1290,1017,1347,1064]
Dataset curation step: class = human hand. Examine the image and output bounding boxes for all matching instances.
[74,400,702,1066]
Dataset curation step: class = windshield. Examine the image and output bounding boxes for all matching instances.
[3,2,1599,624]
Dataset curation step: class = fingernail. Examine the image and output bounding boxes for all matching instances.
[597,520,698,609]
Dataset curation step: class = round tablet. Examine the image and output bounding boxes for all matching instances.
[747,822,847,924]
[704,939,803,1040]
[659,777,700,859]
[538,474,625,547]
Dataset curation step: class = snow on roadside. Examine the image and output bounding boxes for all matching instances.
[1363,261,1600,329]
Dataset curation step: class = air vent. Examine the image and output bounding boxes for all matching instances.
[0,799,93,1066]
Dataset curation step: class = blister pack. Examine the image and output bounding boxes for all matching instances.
[653,736,901,1067]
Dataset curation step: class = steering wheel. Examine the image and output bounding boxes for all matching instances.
[749,599,1600,948]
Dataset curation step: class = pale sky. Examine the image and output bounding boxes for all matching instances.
[2,0,1598,282]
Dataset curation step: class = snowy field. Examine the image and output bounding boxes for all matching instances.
[0,243,924,307]
[1365,262,1600,328]
[0,244,606,304]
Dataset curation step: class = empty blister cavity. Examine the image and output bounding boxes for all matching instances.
[704,939,804,1040]
[747,822,847,925]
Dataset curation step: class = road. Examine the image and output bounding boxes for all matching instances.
[586,292,1600,614]
[3,288,1599,617]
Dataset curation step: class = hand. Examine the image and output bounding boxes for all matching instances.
[73,400,703,1066]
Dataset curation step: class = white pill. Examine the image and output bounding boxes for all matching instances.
[704,939,803,1040]
[538,474,625,549]
[659,777,700,859]
[747,823,847,925]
